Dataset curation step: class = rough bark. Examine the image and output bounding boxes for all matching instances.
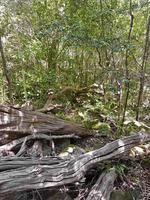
[121,0,134,126]
[136,16,150,120]
[0,132,149,195]
[86,169,117,200]
[0,105,92,144]
[0,37,12,102]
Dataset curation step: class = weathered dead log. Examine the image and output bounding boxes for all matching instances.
[0,132,149,194]
[86,169,117,200]
[0,105,92,144]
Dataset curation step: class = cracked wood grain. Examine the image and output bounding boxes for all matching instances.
[0,132,149,194]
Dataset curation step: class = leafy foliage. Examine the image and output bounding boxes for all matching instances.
[0,0,150,134]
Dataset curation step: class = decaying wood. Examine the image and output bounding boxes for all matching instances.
[15,136,27,156]
[38,103,64,113]
[0,105,92,144]
[0,132,149,194]
[40,84,104,112]
[27,140,43,157]
[86,169,117,200]
[0,133,79,153]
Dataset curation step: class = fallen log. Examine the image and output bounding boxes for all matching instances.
[0,105,92,144]
[0,132,149,194]
[86,169,117,200]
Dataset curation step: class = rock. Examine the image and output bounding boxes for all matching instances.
[59,151,71,159]
[67,146,74,153]
[58,145,85,159]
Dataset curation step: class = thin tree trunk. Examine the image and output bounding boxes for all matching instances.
[136,16,150,121]
[0,36,12,102]
[121,0,134,126]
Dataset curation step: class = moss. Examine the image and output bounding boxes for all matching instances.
[93,122,111,135]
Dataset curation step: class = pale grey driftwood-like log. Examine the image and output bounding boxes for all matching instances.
[0,132,149,194]
[0,105,91,144]
[86,169,117,200]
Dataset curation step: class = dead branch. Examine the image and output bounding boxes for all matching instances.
[0,133,79,152]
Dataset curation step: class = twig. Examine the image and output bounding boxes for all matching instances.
[16,137,27,157]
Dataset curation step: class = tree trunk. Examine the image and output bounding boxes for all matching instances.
[136,16,150,121]
[121,0,134,126]
[0,36,12,102]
